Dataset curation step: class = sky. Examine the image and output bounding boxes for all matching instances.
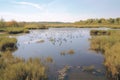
[0,0,120,22]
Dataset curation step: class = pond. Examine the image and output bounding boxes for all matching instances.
[13,28,109,80]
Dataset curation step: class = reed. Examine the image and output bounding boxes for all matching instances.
[90,30,120,79]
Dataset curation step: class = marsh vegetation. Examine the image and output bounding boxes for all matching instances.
[90,30,120,79]
[0,52,47,80]
[13,28,107,80]
[0,37,47,80]
[90,30,110,35]
[0,37,17,51]
[0,17,120,80]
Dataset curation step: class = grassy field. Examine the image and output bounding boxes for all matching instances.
[45,23,120,28]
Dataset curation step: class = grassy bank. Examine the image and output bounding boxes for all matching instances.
[0,37,17,51]
[0,27,29,34]
[0,37,47,80]
[90,30,110,35]
[45,23,120,28]
[6,27,29,34]
[25,24,48,29]
[90,30,120,79]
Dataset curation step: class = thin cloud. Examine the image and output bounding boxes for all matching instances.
[14,1,43,10]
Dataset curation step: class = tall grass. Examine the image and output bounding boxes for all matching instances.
[0,37,47,80]
[0,51,47,80]
[90,30,120,79]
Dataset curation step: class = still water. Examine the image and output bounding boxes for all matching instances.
[13,28,109,80]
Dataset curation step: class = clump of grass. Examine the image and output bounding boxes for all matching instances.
[0,37,17,51]
[45,57,53,63]
[60,49,75,56]
[0,51,47,80]
[67,49,75,55]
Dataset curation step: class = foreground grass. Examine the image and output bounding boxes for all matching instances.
[90,30,120,79]
[0,51,47,80]
[0,37,47,80]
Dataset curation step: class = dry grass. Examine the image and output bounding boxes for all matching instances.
[90,30,120,79]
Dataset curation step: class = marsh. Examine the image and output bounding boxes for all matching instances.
[12,28,110,80]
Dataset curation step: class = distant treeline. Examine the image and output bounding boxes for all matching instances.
[0,18,120,29]
[75,18,120,25]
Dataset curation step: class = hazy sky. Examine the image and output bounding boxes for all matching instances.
[0,0,120,22]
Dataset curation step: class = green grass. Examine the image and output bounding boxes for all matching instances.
[0,33,9,37]
[0,28,6,32]
[0,27,29,34]
[25,24,48,29]
[5,27,29,34]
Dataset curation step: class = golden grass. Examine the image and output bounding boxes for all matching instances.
[90,30,120,79]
